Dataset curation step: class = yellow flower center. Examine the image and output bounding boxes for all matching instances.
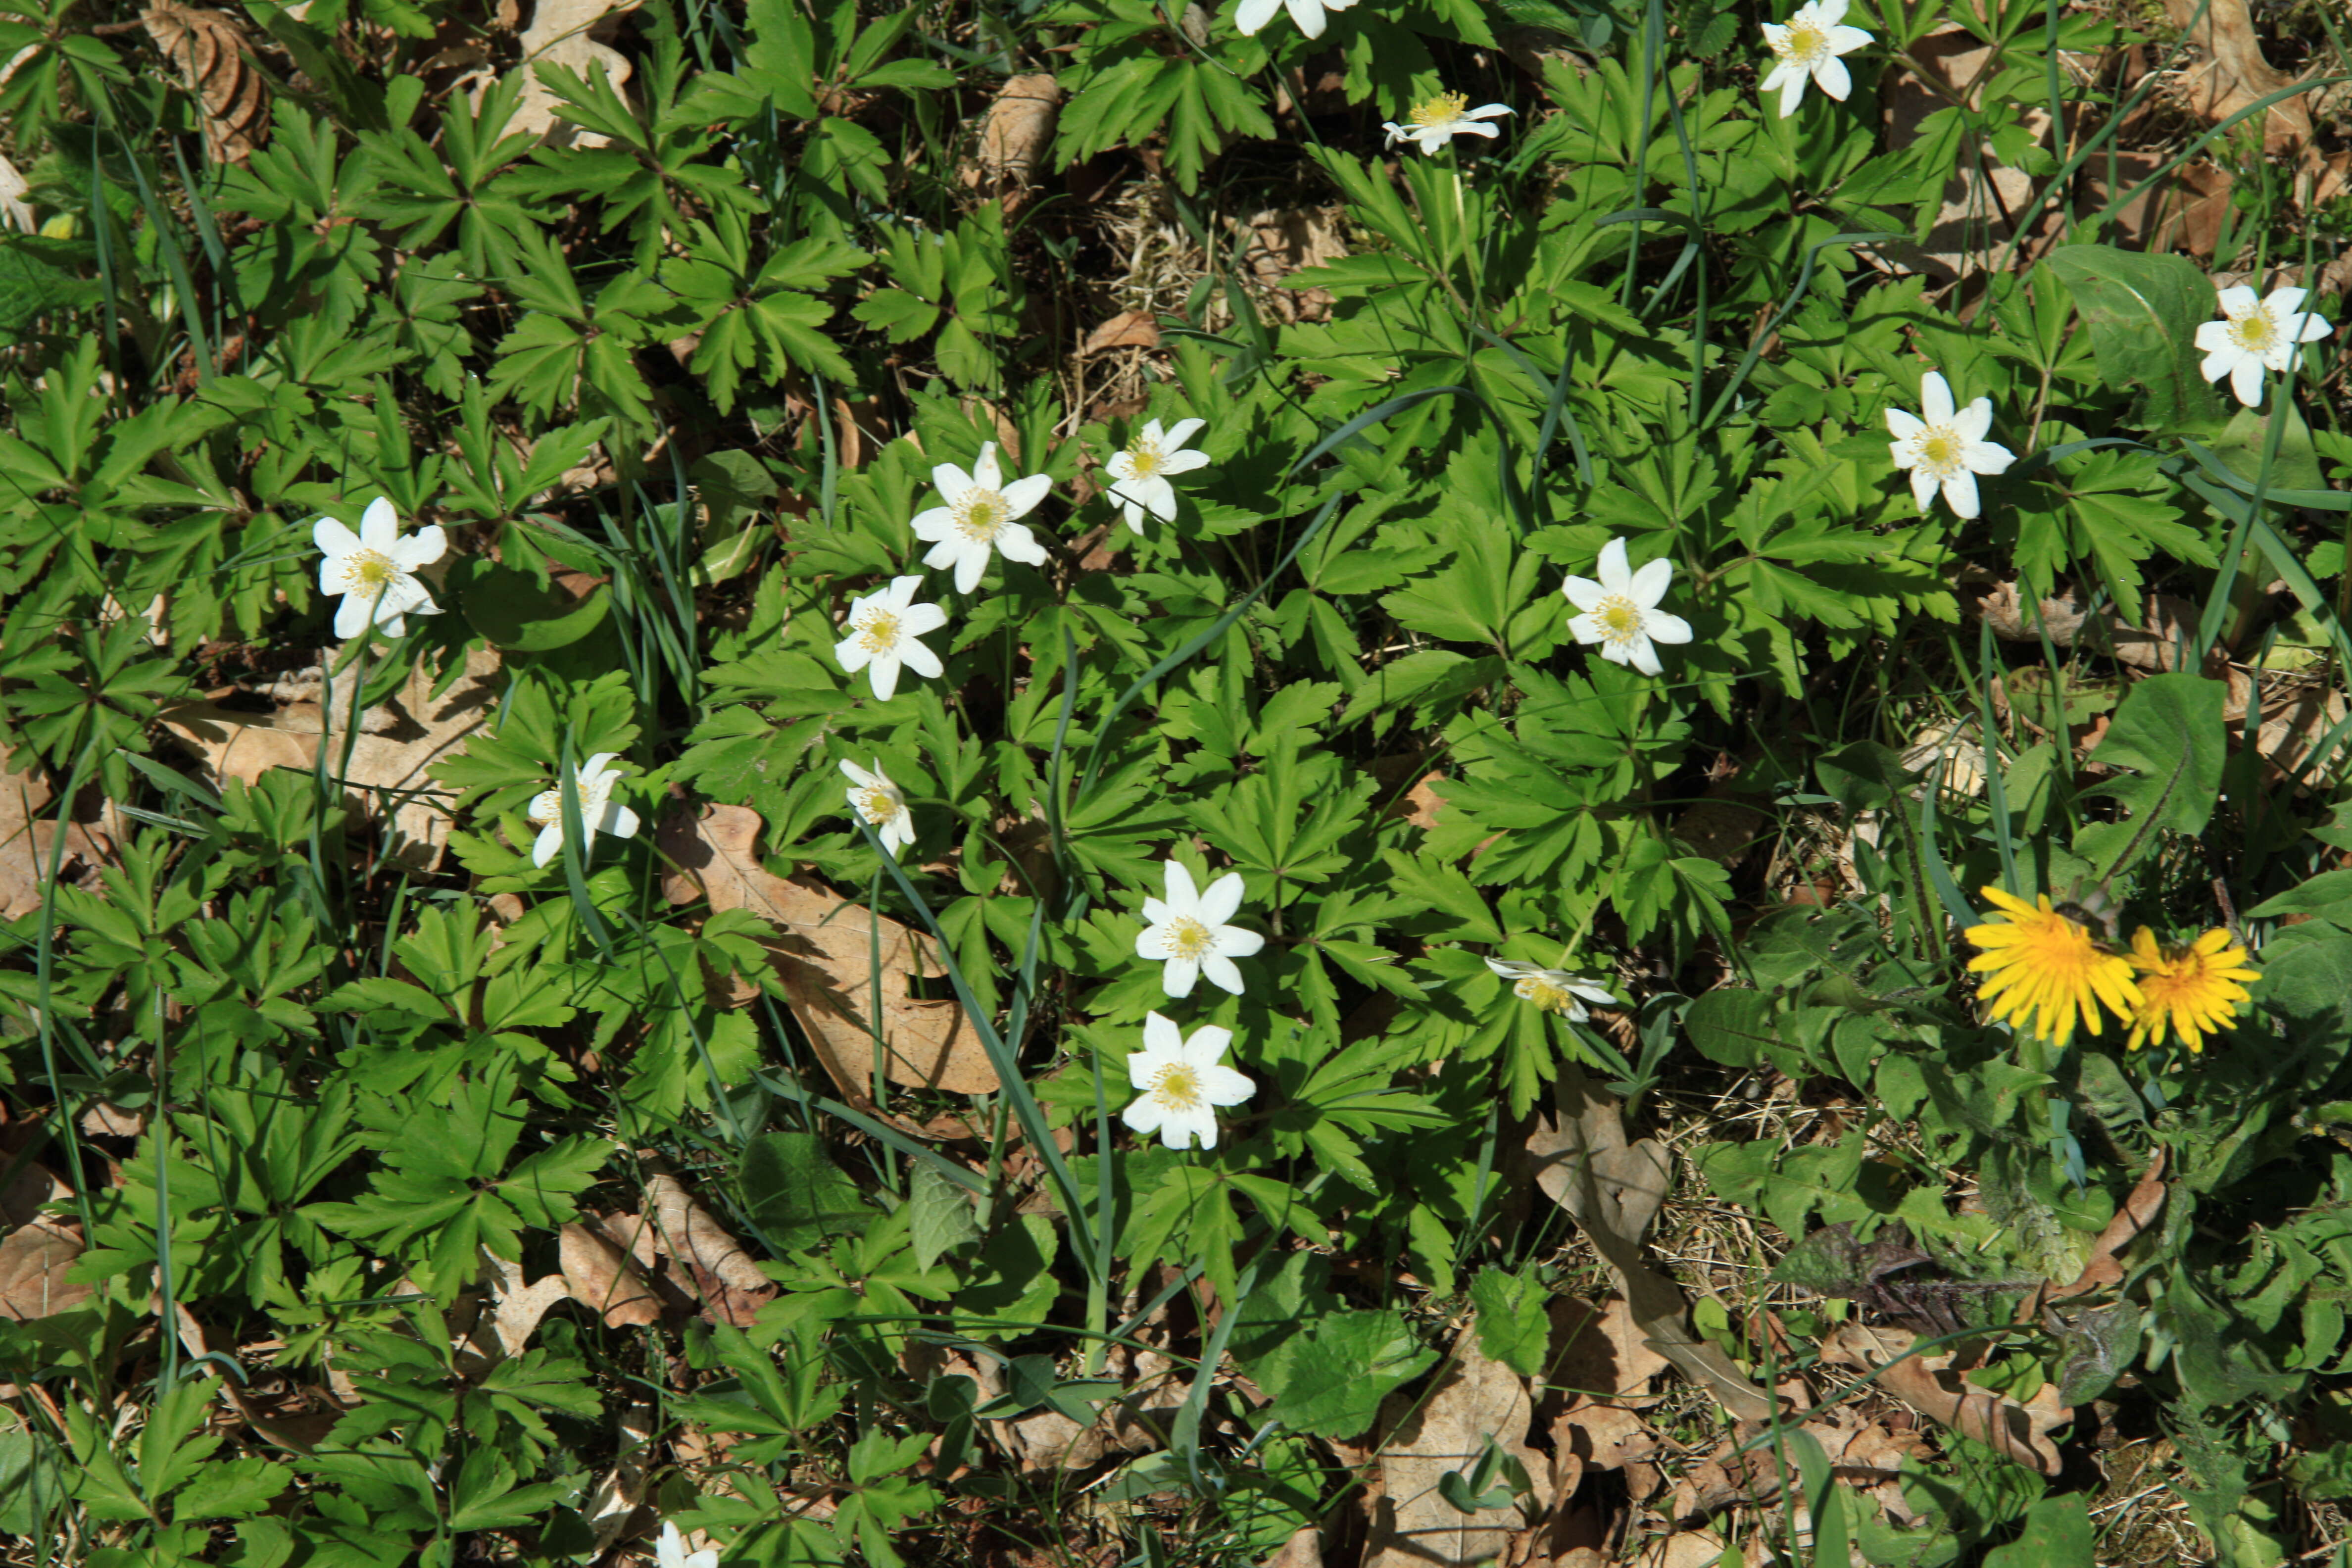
[1912,426,1965,478]
[528,775,612,826]
[956,490,1007,542]
[854,785,897,825]
[1515,977,1580,1014]
[2229,310,2278,352]
[1410,91,1470,130]
[1593,594,1646,645]
[857,610,902,654]
[344,548,399,590]
[1124,439,1165,479]
[1776,21,1827,62]
[1150,1063,1203,1110]
[1164,916,1215,961]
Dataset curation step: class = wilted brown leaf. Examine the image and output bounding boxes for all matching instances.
[1082,310,1161,355]
[160,646,499,870]
[560,1220,663,1326]
[0,756,118,921]
[1528,1067,1782,1425]
[1261,1527,1322,1568]
[1550,1294,1670,1406]
[509,0,642,144]
[1822,1321,2070,1474]
[645,1171,776,1326]
[2162,0,2312,151]
[658,803,993,1097]
[0,1218,89,1320]
[969,73,1061,191]
[143,5,265,162]
[1362,1327,1548,1568]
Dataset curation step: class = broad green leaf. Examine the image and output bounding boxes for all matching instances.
[1468,1268,1551,1377]
[2043,245,2225,434]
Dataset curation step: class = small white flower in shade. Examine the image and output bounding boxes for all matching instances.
[313,496,446,640]
[1759,0,1872,117]
[840,758,915,858]
[1382,91,1514,155]
[1484,957,1617,1022]
[834,576,948,701]
[1562,537,1693,677]
[1105,418,1212,534]
[1136,859,1265,998]
[909,441,1053,593]
[653,1520,719,1568]
[1234,0,1354,39]
[1885,371,2014,520]
[1123,1011,1256,1151]
[2195,284,2333,408]
[527,752,641,869]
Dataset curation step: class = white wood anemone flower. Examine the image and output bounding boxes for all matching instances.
[1885,371,2014,520]
[1136,859,1265,998]
[1123,1011,1256,1151]
[835,576,948,701]
[1106,418,1212,534]
[909,441,1053,592]
[654,1521,719,1568]
[1759,0,1872,117]
[313,496,446,640]
[527,752,640,869]
[1561,537,1693,677]
[1484,957,1617,1022]
[2195,284,2333,408]
[1382,91,1513,155]
[840,758,915,858]
[1234,0,1354,40]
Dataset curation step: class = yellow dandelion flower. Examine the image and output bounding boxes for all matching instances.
[2124,927,2259,1053]
[1963,886,2141,1049]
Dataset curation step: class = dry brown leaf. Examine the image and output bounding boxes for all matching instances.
[1548,1400,1654,1473]
[1260,1527,1322,1568]
[658,803,992,1097]
[1822,1321,2069,1474]
[586,1400,655,1551]
[1549,1295,1670,1406]
[1965,581,2210,673]
[645,1172,776,1325]
[0,753,120,921]
[1362,1328,1549,1568]
[1082,310,1161,355]
[2162,0,2312,151]
[2050,1151,2165,1302]
[0,152,29,232]
[968,74,1061,190]
[508,0,642,144]
[159,646,498,871]
[143,5,265,162]
[0,1147,65,1229]
[1528,1067,1782,1425]
[1632,1528,1736,1568]
[560,1220,663,1326]
[0,1219,90,1320]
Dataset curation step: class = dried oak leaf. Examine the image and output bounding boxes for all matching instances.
[1528,1066,1783,1425]
[645,1171,776,1326]
[658,803,993,1097]
[0,753,118,921]
[560,1220,663,1326]
[509,0,642,145]
[1821,1321,2070,1474]
[142,4,265,162]
[2161,0,2313,150]
[159,646,498,871]
[0,1219,90,1321]
[2049,1150,2165,1302]
[1361,1326,1550,1568]
[967,73,1061,189]
[1082,310,1162,356]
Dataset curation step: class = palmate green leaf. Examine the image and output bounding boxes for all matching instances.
[1468,1268,1551,1377]
[1262,1309,1439,1439]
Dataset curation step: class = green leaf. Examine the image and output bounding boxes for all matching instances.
[1261,1309,1438,1439]
[171,1457,292,1520]
[907,1164,981,1273]
[2042,245,2226,433]
[1682,989,1776,1068]
[1981,1495,2095,1568]
[1468,1268,1551,1378]
[2072,672,2229,879]
[740,1132,871,1253]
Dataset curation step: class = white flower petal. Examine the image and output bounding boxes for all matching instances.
[1813,54,1851,100]
[2231,354,2265,407]
[1942,469,1981,519]
[1645,611,1694,645]
[1626,555,1674,608]
[1163,859,1201,913]
[359,496,399,552]
[1197,872,1246,927]
[533,822,564,868]
[1001,474,1053,517]
[1884,408,1924,440]
[1162,956,1201,998]
[1200,954,1246,994]
[1919,371,1955,425]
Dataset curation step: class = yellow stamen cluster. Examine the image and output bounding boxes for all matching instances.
[1151,1063,1203,1110]
[857,611,901,654]
[1164,917,1215,961]
[1410,91,1470,129]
